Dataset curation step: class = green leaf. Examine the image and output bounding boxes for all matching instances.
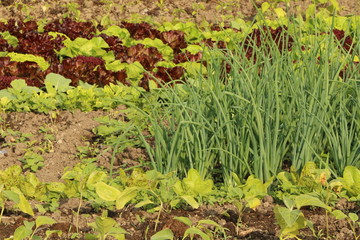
[3,190,20,203]
[95,182,121,202]
[183,227,210,240]
[86,171,107,190]
[306,4,316,19]
[274,206,307,239]
[246,197,261,209]
[261,2,271,13]
[95,217,117,237]
[44,73,73,95]
[274,8,286,18]
[341,166,360,197]
[6,52,50,71]
[17,193,34,216]
[197,219,221,227]
[151,229,174,240]
[183,168,213,196]
[46,182,66,193]
[274,206,302,227]
[0,31,18,47]
[115,187,138,209]
[173,216,193,227]
[35,216,56,228]
[101,25,131,40]
[332,210,347,220]
[181,195,199,209]
[349,213,359,222]
[294,194,331,211]
[13,225,32,240]
[185,44,203,54]
[10,79,40,94]
[134,199,154,208]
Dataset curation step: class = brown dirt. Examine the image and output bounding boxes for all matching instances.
[0,0,360,239]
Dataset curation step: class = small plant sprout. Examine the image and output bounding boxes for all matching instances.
[12,216,56,240]
[85,211,128,240]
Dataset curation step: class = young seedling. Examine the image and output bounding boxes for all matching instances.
[85,212,128,240]
[11,216,56,240]
[20,152,45,172]
[332,210,360,240]
[174,216,227,240]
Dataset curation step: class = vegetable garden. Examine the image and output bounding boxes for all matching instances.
[0,0,359,239]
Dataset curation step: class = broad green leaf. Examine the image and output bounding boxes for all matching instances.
[95,182,121,202]
[36,216,56,228]
[13,225,32,240]
[178,62,207,76]
[17,193,34,216]
[183,227,210,240]
[173,216,193,227]
[173,180,185,195]
[3,190,20,203]
[230,18,247,30]
[182,168,213,196]
[101,25,130,40]
[294,194,331,211]
[261,2,271,13]
[180,195,199,209]
[86,171,107,190]
[274,8,286,18]
[134,199,154,208]
[246,197,261,209]
[7,52,50,70]
[151,228,174,240]
[95,217,117,236]
[44,73,73,95]
[341,166,360,197]
[10,80,40,93]
[283,196,295,210]
[332,210,347,220]
[274,206,302,227]
[115,187,138,209]
[306,4,316,19]
[109,226,128,235]
[47,182,66,192]
[0,31,18,46]
[349,213,359,222]
[185,44,203,54]
[274,206,308,239]
[198,219,221,227]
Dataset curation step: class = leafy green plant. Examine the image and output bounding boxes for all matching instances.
[174,216,227,240]
[274,195,330,240]
[172,168,214,209]
[276,162,336,199]
[85,213,127,240]
[10,216,56,240]
[20,152,45,172]
[332,210,360,240]
[338,166,360,200]
[61,163,108,231]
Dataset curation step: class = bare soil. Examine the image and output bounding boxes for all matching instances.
[0,0,359,239]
